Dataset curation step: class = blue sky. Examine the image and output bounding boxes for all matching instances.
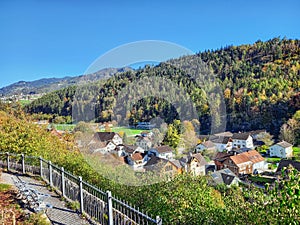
[0,0,299,88]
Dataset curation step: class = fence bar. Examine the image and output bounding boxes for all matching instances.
[79,176,84,214]
[39,156,43,177]
[61,167,65,198]
[6,152,10,172]
[156,216,162,225]
[107,191,113,225]
[21,154,25,174]
[0,151,161,224]
[49,160,53,187]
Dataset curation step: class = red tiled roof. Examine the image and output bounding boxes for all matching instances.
[131,152,143,161]
[230,150,264,165]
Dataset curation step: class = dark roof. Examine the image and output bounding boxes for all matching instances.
[94,132,118,142]
[123,145,139,154]
[210,168,239,185]
[154,145,173,153]
[221,173,235,185]
[199,140,216,149]
[210,136,232,144]
[249,130,266,136]
[276,160,300,173]
[169,159,183,169]
[144,156,169,171]
[214,152,233,161]
[136,136,152,142]
[178,156,189,167]
[232,132,251,140]
[274,141,293,148]
[213,131,233,137]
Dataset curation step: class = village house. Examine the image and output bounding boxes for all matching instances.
[125,152,147,169]
[186,153,208,176]
[214,152,234,170]
[89,141,117,154]
[144,156,180,177]
[210,136,233,152]
[209,168,240,187]
[249,130,266,140]
[148,145,174,159]
[250,130,267,147]
[269,141,293,158]
[88,132,123,153]
[223,150,266,175]
[232,132,254,149]
[195,140,216,152]
[169,159,184,174]
[116,144,144,157]
[135,136,152,151]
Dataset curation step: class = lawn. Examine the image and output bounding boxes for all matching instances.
[266,157,281,164]
[293,147,300,155]
[100,127,149,136]
[18,99,31,106]
[52,124,149,136]
[248,175,275,184]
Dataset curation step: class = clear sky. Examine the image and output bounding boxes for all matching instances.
[0,0,299,88]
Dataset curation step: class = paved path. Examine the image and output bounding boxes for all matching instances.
[1,172,92,225]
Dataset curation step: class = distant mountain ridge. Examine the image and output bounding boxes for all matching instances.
[0,67,132,96]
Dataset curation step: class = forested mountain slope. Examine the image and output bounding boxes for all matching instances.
[26,37,300,135]
[0,67,131,96]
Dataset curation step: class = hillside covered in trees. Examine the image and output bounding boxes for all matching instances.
[26,37,300,137]
[0,67,132,97]
[1,101,300,224]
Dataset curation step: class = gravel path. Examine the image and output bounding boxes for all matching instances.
[1,172,92,225]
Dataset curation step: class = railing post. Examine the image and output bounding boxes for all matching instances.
[21,154,25,174]
[78,176,84,214]
[106,190,113,225]
[49,161,53,187]
[61,167,65,198]
[6,152,10,172]
[39,157,43,177]
[156,215,162,225]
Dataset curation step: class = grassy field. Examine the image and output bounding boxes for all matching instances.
[266,157,281,164]
[248,175,275,184]
[293,147,300,155]
[100,127,149,136]
[18,99,31,106]
[53,123,148,136]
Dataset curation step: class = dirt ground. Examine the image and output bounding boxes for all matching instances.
[0,187,28,225]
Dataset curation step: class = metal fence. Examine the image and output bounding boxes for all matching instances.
[0,152,162,225]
